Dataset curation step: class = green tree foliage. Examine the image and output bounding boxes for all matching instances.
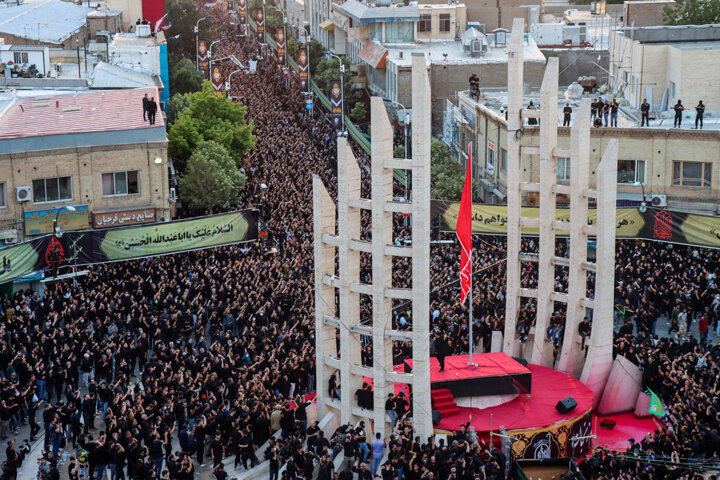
[168,82,256,171]
[248,0,284,30]
[178,140,247,212]
[165,0,212,66]
[170,58,204,95]
[350,102,367,124]
[287,37,298,62]
[314,57,362,105]
[430,141,472,201]
[168,92,192,124]
[308,39,325,75]
[393,146,405,158]
[664,0,720,25]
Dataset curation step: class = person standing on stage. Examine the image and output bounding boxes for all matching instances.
[435,333,450,371]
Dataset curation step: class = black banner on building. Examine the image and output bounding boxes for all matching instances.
[198,39,209,76]
[0,210,259,284]
[330,79,342,130]
[256,8,265,43]
[237,0,247,23]
[226,0,233,11]
[298,46,308,89]
[276,28,286,65]
[211,65,224,93]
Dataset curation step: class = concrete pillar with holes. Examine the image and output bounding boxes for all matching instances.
[502,17,525,358]
[313,55,433,440]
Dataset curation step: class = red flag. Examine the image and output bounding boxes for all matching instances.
[457,143,473,305]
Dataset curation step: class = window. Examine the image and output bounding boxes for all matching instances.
[673,161,711,188]
[0,182,5,208]
[418,14,431,33]
[501,149,507,173]
[670,81,676,100]
[102,171,140,196]
[486,141,495,175]
[384,22,413,43]
[13,52,28,64]
[617,159,646,184]
[439,14,451,32]
[32,176,72,203]
[556,157,571,182]
[368,23,382,42]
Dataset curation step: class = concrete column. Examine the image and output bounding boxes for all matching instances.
[337,137,363,423]
[312,175,338,420]
[370,96,395,436]
[531,57,559,368]
[410,53,433,442]
[502,18,525,357]
[580,139,618,407]
[557,99,591,377]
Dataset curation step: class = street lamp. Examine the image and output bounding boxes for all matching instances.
[208,38,228,58]
[633,181,647,213]
[53,205,76,237]
[323,51,345,134]
[226,67,249,98]
[385,99,411,200]
[195,16,210,70]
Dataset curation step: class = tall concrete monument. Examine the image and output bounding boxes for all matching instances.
[502,18,618,404]
[313,53,433,440]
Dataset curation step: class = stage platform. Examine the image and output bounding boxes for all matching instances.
[403,353,532,397]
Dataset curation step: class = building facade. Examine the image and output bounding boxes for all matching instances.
[0,87,171,244]
[456,89,720,210]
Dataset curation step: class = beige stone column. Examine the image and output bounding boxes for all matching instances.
[557,99,591,377]
[531,57,559,368]
[370,96,395,435]
[502,17,526,357]
[312,175,338,420]
[580,139,618,406]
[411,52,433,442]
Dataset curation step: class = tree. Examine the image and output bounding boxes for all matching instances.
[164,0,213,67]
[178,141,247,212]
[314,57,362,105]
[168,93,192,124]
[308,39,325,75]
[168,82,256,171]
[350,102,367,124]
[430,141,474,201]
[664,0,720,25]
[170,58,204,95]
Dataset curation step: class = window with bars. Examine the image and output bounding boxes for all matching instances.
[673,161,711,188]
[13,52,28,64]
[418,14,431,32]
[32,176,73,203]
[102,171,140,196]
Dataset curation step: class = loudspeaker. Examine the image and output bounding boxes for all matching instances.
[512,356,529,367]
[556,396,577,414]
[600,419,616,430]
[432,410,442,426]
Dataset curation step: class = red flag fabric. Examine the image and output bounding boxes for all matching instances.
[457,143,473,305]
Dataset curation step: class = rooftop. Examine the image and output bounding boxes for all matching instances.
[619,23,720,43]
[337,0,420,23]
[0,87,164,140]
[89,62,162,89]
[111,30,167,47]
[385,36,546,67]
[460,88,720,131]
[0,0,94,44]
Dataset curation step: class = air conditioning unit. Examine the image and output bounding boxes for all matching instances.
[15,186,32,202]
[650,194,667,207]
[3,236,17,245]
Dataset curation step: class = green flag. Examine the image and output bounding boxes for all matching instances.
[648,389,665,417]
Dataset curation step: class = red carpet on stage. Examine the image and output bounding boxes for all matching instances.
[434,364,593,432]
[594,412,662,451]
[405,353,530,381]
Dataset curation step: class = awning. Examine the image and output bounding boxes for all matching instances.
[358,40,388,69]
[320,19,335,31]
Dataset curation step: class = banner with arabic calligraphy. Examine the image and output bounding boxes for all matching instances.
[510,410,592,460]
[432,201,720,249]
[93,208,156,229]
[0,210,258,285]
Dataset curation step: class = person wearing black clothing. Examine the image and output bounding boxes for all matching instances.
[266,444,280,480]
[213,463,228,480]
[640,99,650,126]
[194,417,206,467]
[82,395,95,434]
[435,333,449,371]
[562,104,572,127]
[578,316,591,350]
[146,97,158,125]
[526,101,538,126]
[209,432,224,468]
[142,94,149,121]
[696,100,705,129]
[673,100,684,127]
[610,100,619,127]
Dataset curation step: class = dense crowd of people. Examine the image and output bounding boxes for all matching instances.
[0,5,720,480]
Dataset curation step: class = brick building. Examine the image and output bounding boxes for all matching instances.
[0,87,171,243]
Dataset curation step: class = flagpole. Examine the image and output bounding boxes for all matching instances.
[469,264,473,365]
